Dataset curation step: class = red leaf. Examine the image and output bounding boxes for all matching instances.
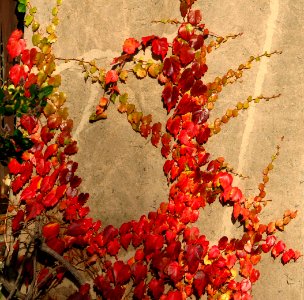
[179,44,195,66]
[240,279,252,293]
[233,202,242,219]
[187,10,202,25]
[178,23,194,41]
[149,279,164,299]
[135,249,145,261]
[265,235,276,247]
[37,268,52,288]
[105,70,118,85]
[56,184,66,199]
[208,245,220,259]
[134,281,146,300]
[20,115,38,134]
[282,249,295,265]
[43,222,60,240]
[180,1,188,18]
[250,269,260,283]
[165,261,183,283]
[21,48,37,69]
[213,172,233,189]
[162,83,180,112]
[144,234,164,254]
[24,73,38,90]
[151,38,169,59]
[218,236,228,250]
[12,210,25,232]
[196,126,210,144]
[111,53,131,65]
[7,29,26,59]
[272,240,286,258]
[192,108,209,125]
[191,62,207,79]
[44,144,58,160]
[142,35,156,47]
[64,141,78,155]
[113,261,131,285]
[193,271,207,297]
[36,158,51,176]
[166,241,181,260]
[70,176,82,188]
[103,225,119,244]
[107,238,121,256]
[178,68,194,92]
[9,65,28,86]
[47,114,62,129]
[151,122,162,147]
[26,201,45,221]
[41,125,55,144]
[42,188,59,207]
[163,57,181,83]
[123,38,140,54]
[161,133,171,158]
[230,187,243,202]
[166,116,181,138]
[66,218,93,236]
[46,237,65,254]
[189,34,205,50]
[119,222,132,235]
[20,175,41,200]
[12,176,25,194]
[41,169,59,194]
[163,160,174,176]
[190,80,207,97]
[120,233,132,250]
[167,291,183,300]
[8,158,22,175]
[132,262,148,284]
[178,130,191,146]
[185,244,203,273]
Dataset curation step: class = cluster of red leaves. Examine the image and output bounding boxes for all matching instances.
[7,29,37,86]
[86,3,300,298]
[6,1,301,300]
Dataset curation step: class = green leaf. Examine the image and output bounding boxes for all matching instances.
[32,33,42,46]
[24,15,33,27]
[119,93,128,104]
[17,3,26,13]
[29,7,37,14]
[110,93,118,103]
[38,85,53,100]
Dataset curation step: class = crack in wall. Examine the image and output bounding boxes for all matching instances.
[236,0,279,179]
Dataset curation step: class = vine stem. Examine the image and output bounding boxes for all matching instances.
[7,239,33,300]
[0,275,26,299]
[55,57,92,65]
[40,242,86,286]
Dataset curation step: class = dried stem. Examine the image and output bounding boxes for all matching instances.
[40,242,86,286]
[0,275,26,299]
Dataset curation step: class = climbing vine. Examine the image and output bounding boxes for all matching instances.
[0,0,301,299]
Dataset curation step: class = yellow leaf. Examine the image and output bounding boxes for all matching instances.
[44,102,57,116]
[119,70,128,82]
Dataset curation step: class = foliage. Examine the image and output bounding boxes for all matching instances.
[0,0,301,299]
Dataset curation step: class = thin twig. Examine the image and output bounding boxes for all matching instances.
[40,242,86,286]
[7,239,33,300]
[0,275,26,299]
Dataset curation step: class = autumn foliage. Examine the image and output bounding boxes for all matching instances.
[0,0,301,299]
